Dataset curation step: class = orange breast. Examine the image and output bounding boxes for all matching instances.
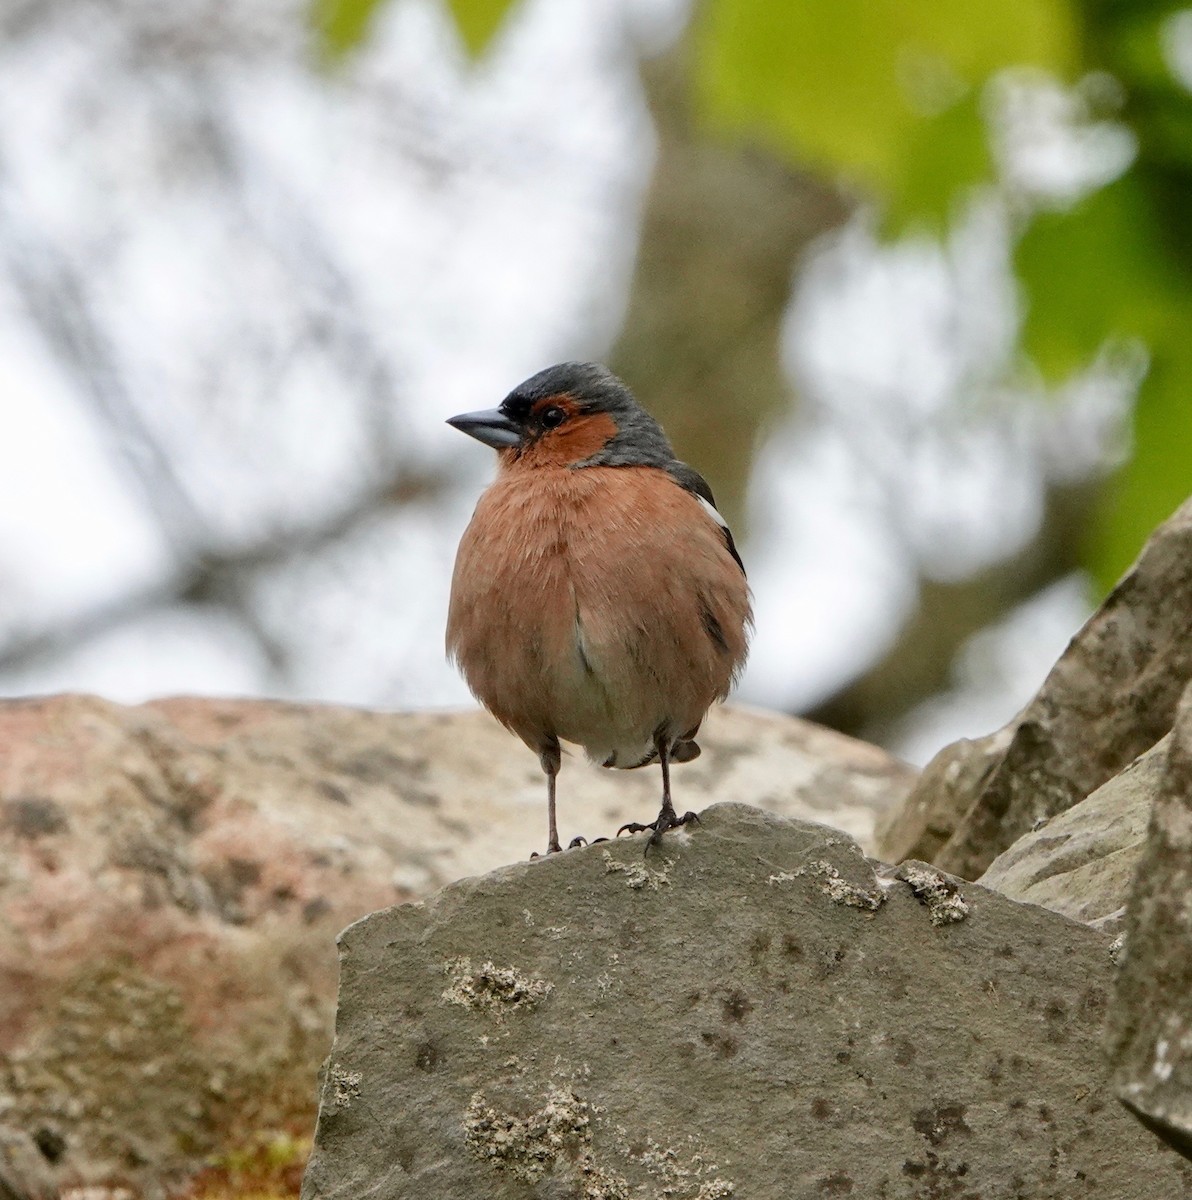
[446,465,751,764]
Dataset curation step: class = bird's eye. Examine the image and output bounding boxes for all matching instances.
[540,406,566,429]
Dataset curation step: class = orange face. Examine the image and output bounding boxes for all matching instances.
[503,394,620,469]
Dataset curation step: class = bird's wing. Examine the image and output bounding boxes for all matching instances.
[664,461,746,576]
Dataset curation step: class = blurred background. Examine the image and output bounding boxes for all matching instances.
[0,0,1189,764]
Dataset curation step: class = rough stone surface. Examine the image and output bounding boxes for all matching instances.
[892,861,971,926]
[302,803,1191,1199]
[978,738,1165,935]
[1108,683,1192,1160]
[875,726,1012,866]
[0,694,909,1196]
[878,495,1192,878]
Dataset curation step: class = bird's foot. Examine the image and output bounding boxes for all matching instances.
[531,835,608,858]
[616,806,700,855]
[615,821,653,836]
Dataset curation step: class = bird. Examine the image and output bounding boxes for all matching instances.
[445,362,751,856]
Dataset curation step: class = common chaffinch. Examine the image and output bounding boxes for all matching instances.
[446,362,751,855]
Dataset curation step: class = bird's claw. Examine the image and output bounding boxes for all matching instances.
[615,821,655,837]
[532,834,608,859]
[617,808,700,855]
[648,808,700,843]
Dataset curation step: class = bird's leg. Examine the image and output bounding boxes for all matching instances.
[647,736,700,848]
[529,738,607,854]
[616,733,700,851]
[547,770,560,853]
[541,740,562,855]
[657,734,674,819]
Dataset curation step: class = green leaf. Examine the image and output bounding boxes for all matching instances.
[313,0,386,57]
[882,91,992,234]
[313,0,516,58]
[1016,173,1192,587]
[446,0,517,57]
[1015,175,1192,379]
[1090,357,1192,588]
[696,0,1079,221]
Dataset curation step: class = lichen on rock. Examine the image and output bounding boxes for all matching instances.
[895,862,970,926]
[780,859,885,911]
[463,1085,629,1198]
[601,848,672,890]
[327,1064,361,1109]
[441,957,553,1016]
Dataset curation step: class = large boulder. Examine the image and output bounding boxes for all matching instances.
[0,694,911,1196]
[877,495,1192,879]
[977,738,1165,935]
[1108,682,1192,1159]
[301,804,1191,1199]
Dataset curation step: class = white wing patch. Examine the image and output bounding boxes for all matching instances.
[696,494,728,529]
[693,488,746,575]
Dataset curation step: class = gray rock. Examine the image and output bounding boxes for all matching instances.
[1108,683,1192,1160]
[978,739,1166,935]
[302,804,1191,1199]
[879,495,1192,879]
[875,725,1012,865]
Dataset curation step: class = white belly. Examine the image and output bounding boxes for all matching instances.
[546,614,662,769]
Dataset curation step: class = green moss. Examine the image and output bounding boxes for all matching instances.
[178,1130,312,1199]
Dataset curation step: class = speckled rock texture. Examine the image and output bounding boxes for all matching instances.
[0,694,911,1197]
[878,495,1192,879]
[301,804,1192,1200]
[978,738,1166,936]
[875,725,1013,868]
[1108,683,1192,1160]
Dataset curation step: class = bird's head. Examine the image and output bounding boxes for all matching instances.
[447,362,674,469]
